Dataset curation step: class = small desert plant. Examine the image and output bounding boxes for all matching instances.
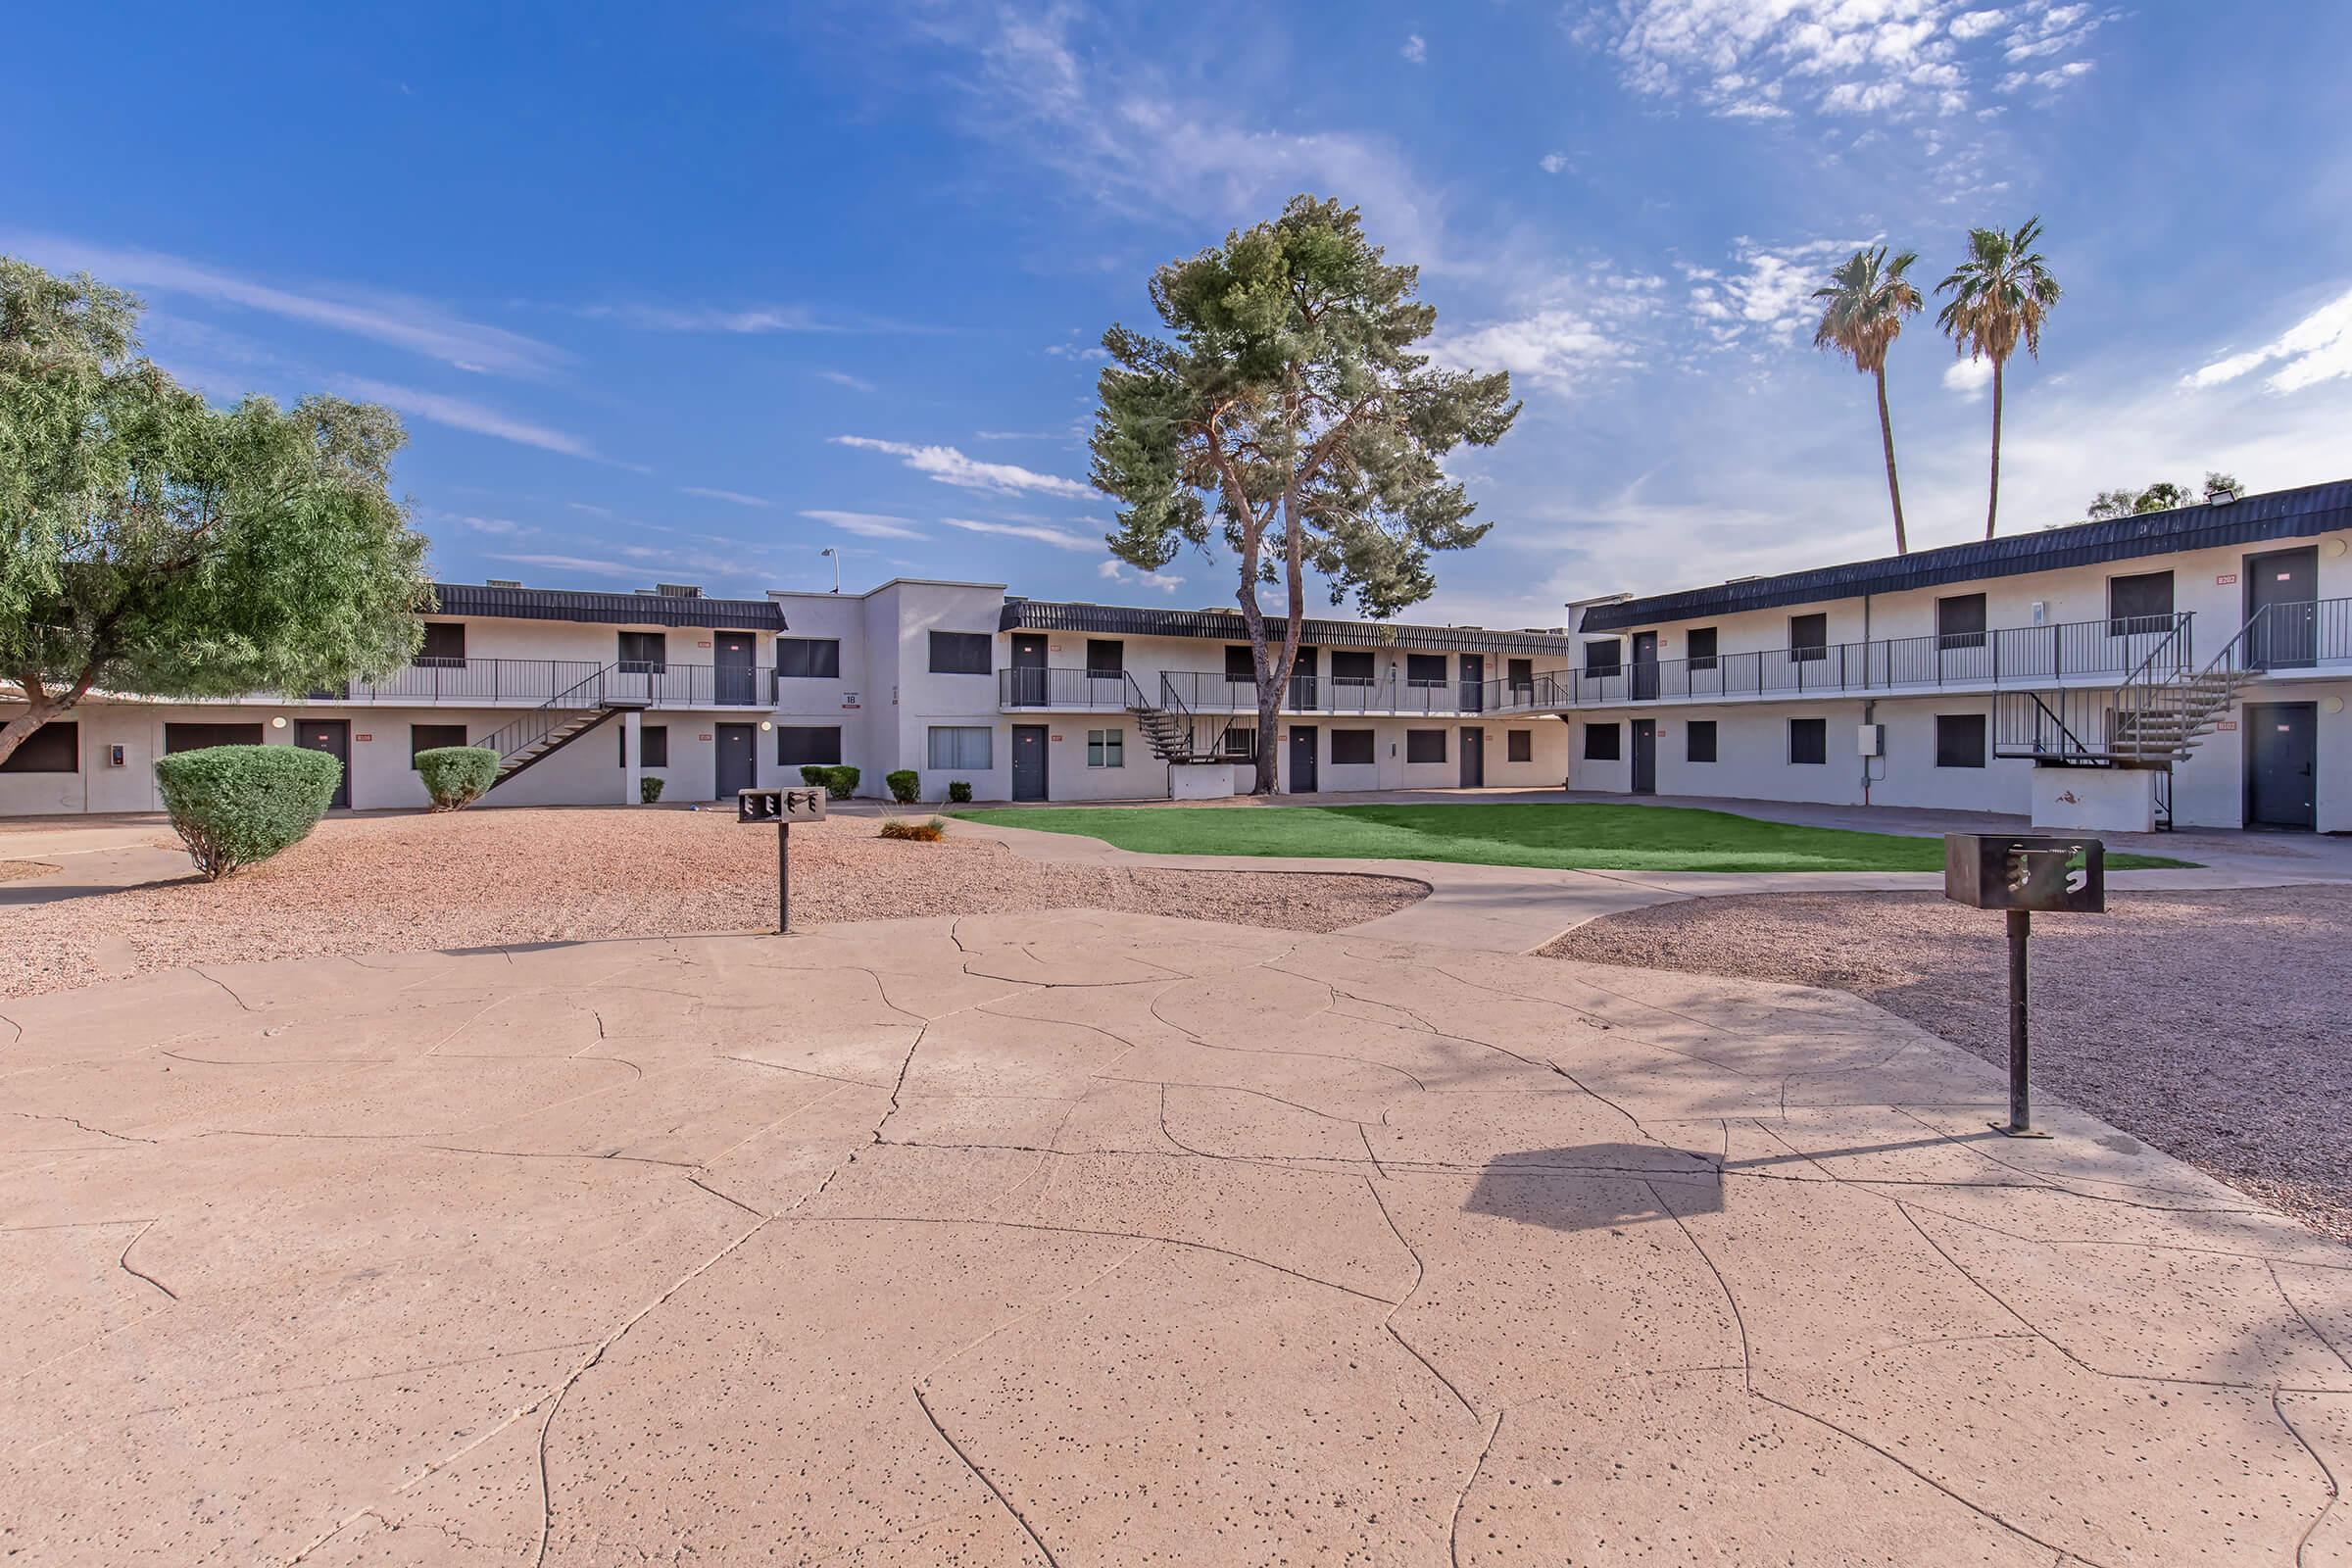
[878,815,947,843]
[946,779,973,804]
[640,775,665,803]
[798,764,860,800]
[415,746,499,811]
[154,745,340,880]
[884,768,920,804]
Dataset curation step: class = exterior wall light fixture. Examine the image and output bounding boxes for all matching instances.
[270,715,288,729]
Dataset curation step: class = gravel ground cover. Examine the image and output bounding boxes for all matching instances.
[956,801,2193,872]
[0,808,1424,999]
[1545,885,2352,1242]
[0,859,59,882]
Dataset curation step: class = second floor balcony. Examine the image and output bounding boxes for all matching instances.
[298,656,779,709]
[999,664,1567,716]
[1567,612,2197,708]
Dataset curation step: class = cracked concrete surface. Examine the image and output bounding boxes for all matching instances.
[2,910,2346,1565]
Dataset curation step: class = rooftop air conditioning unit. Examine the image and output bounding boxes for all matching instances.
[656,583,704,598]
[486,578,522,588]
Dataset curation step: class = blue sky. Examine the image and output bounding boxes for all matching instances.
[8,1,2351,628]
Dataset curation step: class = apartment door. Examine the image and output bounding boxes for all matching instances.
[1459,653,1485,712]
[713,631,756,705]
[1291,647,1319,711]
[1631,718,1657,795]
[1631,632,1659,701]
[1010,635,1048,707]
[1459,726,1485,788]
[1288,726,1318,794]
[2245,703,2317,829]
[2244,547,2319,669]
[1011,724,1050,801]
[1506,657,1534,706]
[297,720,352,809]
[715,723,758,800]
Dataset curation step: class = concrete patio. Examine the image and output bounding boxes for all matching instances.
[4,912,2344,1564]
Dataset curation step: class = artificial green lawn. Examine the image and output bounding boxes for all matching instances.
[954,802,2194,874]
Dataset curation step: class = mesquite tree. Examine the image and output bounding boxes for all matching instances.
[0,258,430,765]
[1090,196,1518,792]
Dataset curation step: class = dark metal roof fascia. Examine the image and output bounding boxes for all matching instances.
[999,598,1573,655]
[1579,480,2352,632]
[429,583,788,630]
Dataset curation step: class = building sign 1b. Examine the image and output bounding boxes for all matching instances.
[1942,834,2104,913]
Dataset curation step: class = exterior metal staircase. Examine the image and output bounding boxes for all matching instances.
[1124,673,1226,764]
[1992,608,2273,827]
[478,667,650,791]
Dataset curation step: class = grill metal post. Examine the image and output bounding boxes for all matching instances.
[2001,908,2037,1136]
[777,820,792,934]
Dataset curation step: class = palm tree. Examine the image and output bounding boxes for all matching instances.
[1936,217,2062,540]
[1812,245,1924,556]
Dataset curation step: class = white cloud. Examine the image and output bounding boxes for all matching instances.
[1100,559,1186,593]
[831,435,1093,498]
[816,368,877,392]
[336,377,602,461]
[3,234,564,377]
[1437,271,1662,393]
[1687,238,1866,349]
[799,509,928,540]
[941,516,1102,552]
[680,486,772,508]
[2182,287,2352,395]
[1943,357,1996,399]
[573,302,874,333]
[1566,0,2113,124]
[1401,33,1427,64]
[487,553,650,581]
[1540,151,1571,174]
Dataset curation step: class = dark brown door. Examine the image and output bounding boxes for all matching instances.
[714,631,757,705]
[1010,635,1048,707]
[1631,719,1657,795]
[2244,547,2319,668]
[298,720,352,809]
[715,723,758,799]
[1288,726,1318,794]
[1460,653,1485,712]
[1011,724,1049,801]
[1631,632,1659,700]
[1459,726,1484,787]
[2245,703,2316,829]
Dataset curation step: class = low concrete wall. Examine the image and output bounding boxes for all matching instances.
[2031,765,2155,833]
[1169,761,1237,800]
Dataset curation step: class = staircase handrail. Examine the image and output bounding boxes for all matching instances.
[480,662,610,761]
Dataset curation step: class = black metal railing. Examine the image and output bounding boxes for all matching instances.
[296,657,772,708]
[1572,612,2193,706]
[605,662,775,708]
[1145,668,1571,716]
[478,666,609,762]
[999,666,1136,709]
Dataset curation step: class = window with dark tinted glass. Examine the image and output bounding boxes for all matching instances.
[1936,594,1987,650]
[1583,640,1622,676]
[775,637,841,679]
[164,722,264,754]
[1584,723,1621,761]
[2109,570,2174,634]
[1085,639,1125,675]
[1687,627,1719,670]
[617,724,669,767]
[777,726,843,765]
[1789,716,1827,763]
[928,631,993,675]
[0,720,77,772]
[1331,729,1375,765]
[1936,713,1986,768]
[1220,725,1257,759]
[1405,729,1446,762]
[1225,645,1256,680]
[1332,650,1376,684]
[1789,613,1829,662]
[417,622,466,665]
[1405,653,1447,685]
[1506,728,1533,762]
[1686,719,1717,762]
[412,723,467,764]
[617,630,667,672]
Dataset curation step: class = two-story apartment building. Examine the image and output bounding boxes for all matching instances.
[1555,478,2351,833]
[0,576,1575,813]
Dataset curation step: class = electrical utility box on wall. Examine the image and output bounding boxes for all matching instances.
[1856,723,1886,758]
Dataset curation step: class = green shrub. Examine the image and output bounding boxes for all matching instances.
[154,745,340,880]
[947,779,973,804]
[415,746,499,811]
[879,815,946,843]
[798,763,860,800]
[641,775,665,804]
[885,768,920,804]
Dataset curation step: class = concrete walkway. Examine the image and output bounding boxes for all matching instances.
[5,914,2345,1564]
[941,791,2352,953]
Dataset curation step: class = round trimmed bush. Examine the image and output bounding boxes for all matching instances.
[946,779,974,804]
[885,769,920,804]
[798,764,861,800]
[641,775,665,804]
[154,744,341,880]
[416,746,499,811]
